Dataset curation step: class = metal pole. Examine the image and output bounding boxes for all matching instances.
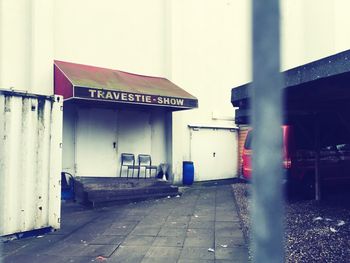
[251,0,284,262]
[314,117,321,201]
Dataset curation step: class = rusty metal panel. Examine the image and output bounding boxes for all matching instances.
[0,91,63,236]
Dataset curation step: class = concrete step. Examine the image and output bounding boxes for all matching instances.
[87,186,178,199]
[73,176,179,207]
[89,191,180,207]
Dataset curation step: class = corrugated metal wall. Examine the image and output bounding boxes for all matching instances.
[238,126,250,176]
[0,91,63,236]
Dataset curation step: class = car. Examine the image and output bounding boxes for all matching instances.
[241,125,350,197]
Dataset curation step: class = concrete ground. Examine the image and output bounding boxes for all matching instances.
[1,183,249,263]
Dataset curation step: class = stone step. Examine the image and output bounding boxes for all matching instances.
[73,176,179,207]
[87,186,179,201]
[89,191,180,207]
[89,193,178,207]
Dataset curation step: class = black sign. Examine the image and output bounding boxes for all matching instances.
[74,87,198,108]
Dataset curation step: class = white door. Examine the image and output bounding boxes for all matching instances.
[117,109,152,160]
[76,108,118,177]
[191,128,238,181]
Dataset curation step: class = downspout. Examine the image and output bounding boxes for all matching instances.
[314,115,321,201]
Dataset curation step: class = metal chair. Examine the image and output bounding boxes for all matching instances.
[119,153,138,178]
[137,154,158,178]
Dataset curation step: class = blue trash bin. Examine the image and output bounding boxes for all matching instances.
[183,161,194,185]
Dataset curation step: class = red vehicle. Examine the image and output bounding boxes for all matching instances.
[241,125,350,196]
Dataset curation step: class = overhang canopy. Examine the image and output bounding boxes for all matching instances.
[54,60,198,110]
[232,49,350,124]
[231,49,350,146]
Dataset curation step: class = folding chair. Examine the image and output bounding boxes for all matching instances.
[119,153,138,178]
[137,154,158,178]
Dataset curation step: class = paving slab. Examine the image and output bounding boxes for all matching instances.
[215,221,241,229]
[179,247,215,260]
[190,215,215,221]
[45,242,118,257]
[183,236,215,248]
[163,221,189,229]
[130,226,161,236]
[152,236,185,247]
[141,246,182,263]
[3,254,93,263]
[103,225,135,236]
[88,235,125,245]
[158,227,187,237]
[186,228,214,237]
[215,226,245,238]
[166,215,191,222]
[177,260,214,263]
[214,246,249,261]
[121,235,155,246]
[188,220,215,229]
[1,183,249,263]
[215,236,246,248]
[108,245,150,263]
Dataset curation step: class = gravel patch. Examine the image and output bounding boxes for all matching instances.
[232,183,350,263]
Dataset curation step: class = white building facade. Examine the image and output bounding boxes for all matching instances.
[1,0,350,183]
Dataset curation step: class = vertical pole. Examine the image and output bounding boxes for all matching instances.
[314,117,321,201]
[251,0,284,262]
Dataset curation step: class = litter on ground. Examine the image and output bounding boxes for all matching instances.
[337,220,346,226]
[330,227,338,233]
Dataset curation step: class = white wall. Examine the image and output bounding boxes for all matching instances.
[62,106,169,177]
[53,0,249,182]
[0,0,54,95]
[4,0,350,183]
[281,0,350,70]
[53,0,167,77]
[54,0,172,178]
[168,0,251,182]
[62,103,76,175]
[150,110,168,167]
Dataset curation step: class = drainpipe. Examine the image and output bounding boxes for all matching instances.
[314,116,321,201]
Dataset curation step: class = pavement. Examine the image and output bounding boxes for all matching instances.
[1,183,249,263]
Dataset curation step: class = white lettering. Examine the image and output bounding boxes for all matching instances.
[146,96,151,103]
[113,92,120,100]
[121,93,127,101]
[176,98,184,106]
[105,91,113,99]
[97,90,104,99]
[128,94,135,101]
[88,89,97,98]
[157,97,163,104]
[163,97,170,104]
[135,94,141,102]
[170,98,176,105]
